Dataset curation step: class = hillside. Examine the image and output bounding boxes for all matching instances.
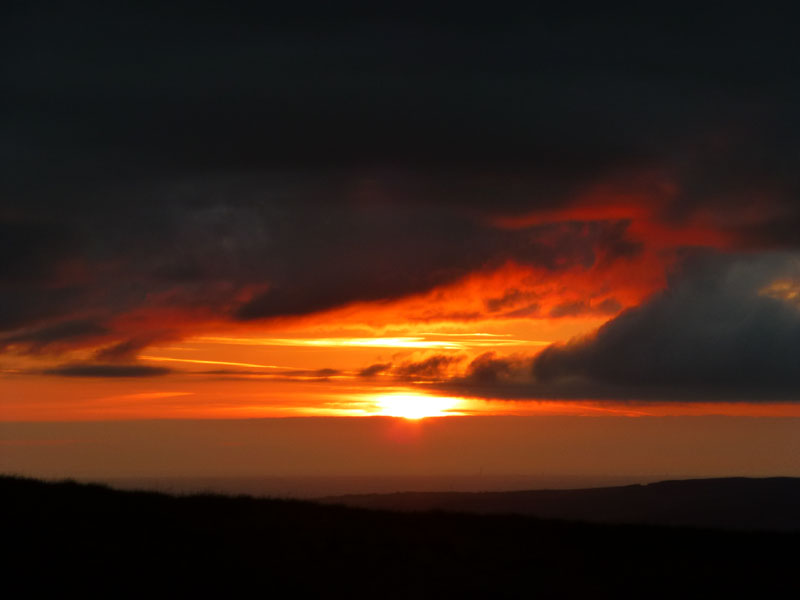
[321,477,800,532]
[4,476,798,597]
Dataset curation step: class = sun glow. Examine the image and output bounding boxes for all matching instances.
[374,392,465,419]
[194,335,538,350]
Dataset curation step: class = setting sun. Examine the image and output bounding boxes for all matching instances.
[374,393,465,419]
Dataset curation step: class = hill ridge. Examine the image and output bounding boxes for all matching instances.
[319,476,800,532]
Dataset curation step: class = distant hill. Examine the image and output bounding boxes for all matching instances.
[321,477,800,532]
[4,475,799,597]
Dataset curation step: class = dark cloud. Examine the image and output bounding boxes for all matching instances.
[436,252,800,402]
[531,252,800,400]
[593,298,624,314]
[42,364,172,378]
[0,319,108,353]
[548,301,591,318]
[3,4,800,360]
[439,251,800,402]
[359,363,392,377]
[464,352,531,385]
[394,355,464,381]
[499,304,543,319]
[548,298,622,318]
[733,212,800,250]
[358,355,464,382]
[94,336,174,362]
[306,368,340,378]
[1,177,647,348]
[6,4,800,212]
[484,292,621,320]
[234,216,641,320]
[485,290,539,313]
[0,287,91,334]
[196,367,341,381]
[0,221,79,283]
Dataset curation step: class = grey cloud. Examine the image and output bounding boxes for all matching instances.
[435,251,800,402]
[531,251,800,400]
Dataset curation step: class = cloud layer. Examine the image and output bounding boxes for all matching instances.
[3,4,800,385]
[440,252,800,401]
[533,252,800,395]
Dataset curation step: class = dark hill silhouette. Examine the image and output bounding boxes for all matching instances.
[4,475,799,597]
[321,477,800,531]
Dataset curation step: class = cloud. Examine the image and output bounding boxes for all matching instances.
[0,220,79,284]
[438,251,800,402]
[548,298,622,318]
[194,367,340,381]
[485,289,539,313]
[94,336,173,362]
[0,190,646,359]
[530,251,800,399]
[464,352,531,385]
[482,288,622,321]
[4,5,800,362]
[359,363,392,377]
[0,319,109,353]
[357,354,465,382]
[42,364,172,378]
[394,355,464,380]
[232,216,642,321]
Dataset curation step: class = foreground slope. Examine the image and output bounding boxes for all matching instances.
[4,476,798,597]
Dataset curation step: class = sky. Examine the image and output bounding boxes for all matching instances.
[2,4,800,483]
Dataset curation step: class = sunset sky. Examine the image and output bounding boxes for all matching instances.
[2,5,800,483]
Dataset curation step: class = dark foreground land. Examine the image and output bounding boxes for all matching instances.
[4,476,798,598]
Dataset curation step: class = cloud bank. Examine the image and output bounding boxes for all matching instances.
[440,252,800,401]
[3,4,800,389]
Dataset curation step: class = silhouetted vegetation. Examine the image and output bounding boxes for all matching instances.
[4,476,798,597]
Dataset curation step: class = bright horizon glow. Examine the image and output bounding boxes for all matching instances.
[194,335,542,349]
[373,392,466,419]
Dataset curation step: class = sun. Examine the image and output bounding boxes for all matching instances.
[374,392,464,419]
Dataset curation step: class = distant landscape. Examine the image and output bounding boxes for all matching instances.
[99,474,800,532]
[100,473,659,499]
[322,477,800,532]
[6,475,799,596]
